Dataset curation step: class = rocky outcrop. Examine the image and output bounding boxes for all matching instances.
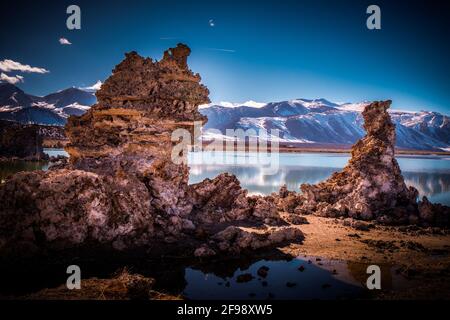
[0,44,302,258]
[278,101,449,227]
[191,173,280,225]
[418,196,450,227]
[0,169,154,254]
[0,120,48,161]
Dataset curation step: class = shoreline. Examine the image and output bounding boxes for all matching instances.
[3,147,450,164]
[198,141,450,156]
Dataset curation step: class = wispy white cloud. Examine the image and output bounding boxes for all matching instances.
[207,48,236,53]
[0,73,24,84]
[59,37,72,45]
[80,80,103,91]
[0,59,49,74]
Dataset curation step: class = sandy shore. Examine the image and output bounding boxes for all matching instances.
[282,215,449,266]
[277,215,450,299]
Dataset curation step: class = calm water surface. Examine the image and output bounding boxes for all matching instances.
[183,256,413,300]
[188,151,450,206]
[1,149,450,205]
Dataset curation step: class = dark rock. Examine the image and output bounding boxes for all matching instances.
[0,120,48,161]
[418,197,450,227]
[361,239,399,252]
[236,273,254,283]
[286,215,309,225]
[286,282,296,288]
[257,266,270,278]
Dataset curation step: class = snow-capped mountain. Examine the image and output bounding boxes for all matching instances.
[200,99,450,151]
[0,83,96,125]
[0,83,448,151]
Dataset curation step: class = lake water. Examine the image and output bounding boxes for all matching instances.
[182,256,411,300]
[1,149,450,206]
[183,257,365,300]
[188,151,450,206]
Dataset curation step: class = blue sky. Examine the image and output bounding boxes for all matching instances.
[1,0,449,113]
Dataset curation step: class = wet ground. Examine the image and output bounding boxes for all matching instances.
[0,251,418,300]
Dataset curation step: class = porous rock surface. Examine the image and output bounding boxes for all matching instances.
[0,44,301,257]
[276,101,450,227]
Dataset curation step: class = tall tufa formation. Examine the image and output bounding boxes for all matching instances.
[65,44,210,217]
[66,44,208,167]
[279,101,449,226]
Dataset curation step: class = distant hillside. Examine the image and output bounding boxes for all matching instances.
[0,83,95,125]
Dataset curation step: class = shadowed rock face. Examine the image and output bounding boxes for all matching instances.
[0,44,302,258]
[0,120,48,161]
[278,101,449,226]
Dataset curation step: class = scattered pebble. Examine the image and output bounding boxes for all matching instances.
[236,273,254,283]
[257,266,270,278]
[286,282,297,288]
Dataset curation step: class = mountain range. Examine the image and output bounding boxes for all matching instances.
[0,83,449,151]
[200,99,450,151]
[0,83,95,126]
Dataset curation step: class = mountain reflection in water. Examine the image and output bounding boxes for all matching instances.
[1,150,449,206]
[189,152,450,206]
